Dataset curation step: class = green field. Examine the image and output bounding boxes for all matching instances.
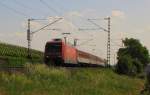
[0,64,145,95]
[0,42,44,67]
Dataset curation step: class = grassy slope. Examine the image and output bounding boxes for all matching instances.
[0,64,144,95]
[0,42,43,58]
[0,42,43,66]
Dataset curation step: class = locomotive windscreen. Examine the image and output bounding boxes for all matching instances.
[45,43,62,53]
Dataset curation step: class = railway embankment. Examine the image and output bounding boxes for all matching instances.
[0,64,145,95]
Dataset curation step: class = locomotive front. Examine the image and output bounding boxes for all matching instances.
[44,39,63,65]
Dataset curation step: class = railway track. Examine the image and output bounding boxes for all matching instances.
[62,63,104,68]
[0,63,104,72]
[0,66,26,73]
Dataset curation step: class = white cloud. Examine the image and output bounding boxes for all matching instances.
[67,11,83,17]
[14,32,25,36]
[145,25,150,31]
[45,16,78,34]
[111,10,125,19]
[22,21,42,30]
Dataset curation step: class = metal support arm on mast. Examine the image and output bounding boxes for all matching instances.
[27,17,62,59]
[79,17,111,67]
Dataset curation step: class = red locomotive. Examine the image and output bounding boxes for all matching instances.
[44,39,105,66]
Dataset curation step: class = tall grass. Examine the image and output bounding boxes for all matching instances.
[0,64,145,95]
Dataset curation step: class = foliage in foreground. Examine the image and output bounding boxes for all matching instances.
[0,64,144,95]
[142,70,150,95]
[116,38,150,76]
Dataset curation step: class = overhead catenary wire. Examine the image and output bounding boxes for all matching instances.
[13,0,49,18]
[39,0,62,16]
[39,0,96,47]
[0,1,30,18]
[13,0,32,10]
[39,0,87,43]
[87,19,108,32]
[31,18,62,34]
[51,0,66,12]
[27,17,62,58]
[79,17,111,66]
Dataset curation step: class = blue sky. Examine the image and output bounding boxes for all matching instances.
[0,0,149,36]
[0,0,150,63]
[1,0,150,18]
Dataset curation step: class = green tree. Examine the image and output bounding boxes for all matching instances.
[116,38,150,75]
[116,55,133,75]
[123,38,150,66]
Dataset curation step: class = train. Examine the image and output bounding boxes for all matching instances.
[44,39,106,66]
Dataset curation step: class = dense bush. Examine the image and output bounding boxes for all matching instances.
[116,38,150,76]
[116,55,133,75]
[132,59,143,73]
